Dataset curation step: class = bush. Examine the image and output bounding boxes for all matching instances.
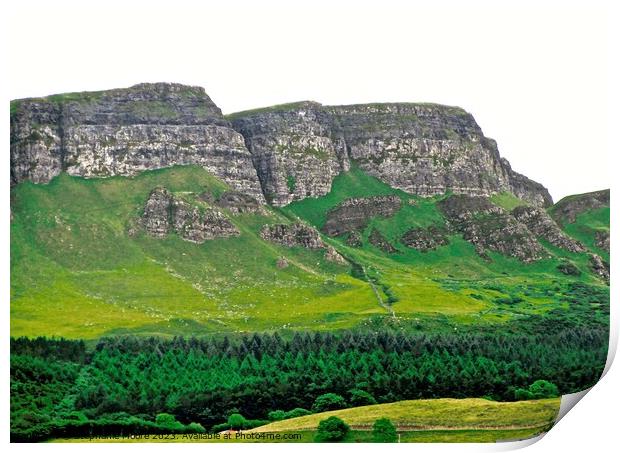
[285,408,312,419]
[312,393,347,413]
[372,418,397,443]
[268,408,312,421]
[155,413,184,430]
[268,410,286,421]
[515,380,559,400]
[529,380,559,399]
[349,389,377,406]
[227,413,247,430]
[315,416,350,442]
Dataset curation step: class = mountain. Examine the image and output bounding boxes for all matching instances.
[10,83,609,339]
[9,83,610,443]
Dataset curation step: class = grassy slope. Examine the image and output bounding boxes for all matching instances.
[283,169,608,327]
[251,398,560,432]
[11,166,609,338]
[10,166,379,338]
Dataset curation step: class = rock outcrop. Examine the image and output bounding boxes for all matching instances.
[589,254,610,284]
[550,189,610,224]
[213,190,267,215]
[438,195,547,262]
[260,222,347,264]
[322,195,402,236]
[11,83,265,203]
[595,230,610,253]
[511,206,585,253]
[401,225,450,252]
[231,102,552,207]
[142,187,239,243]
[261,222,325,249]
[368,228,397,253]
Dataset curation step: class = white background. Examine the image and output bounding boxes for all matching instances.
[2,0,617,451]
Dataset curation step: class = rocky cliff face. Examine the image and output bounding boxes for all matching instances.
[12,83,552,209]
[231,102,553,207]
[511,206,585,253]
[141,187,239,243]
[11,83,265,202]
[550,189,610,224]
[438,195,548,262]
[260,222,347,264]
[322,195,402,236]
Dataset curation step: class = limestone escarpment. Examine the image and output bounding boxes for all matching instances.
[438,195,547,262]
[230,102,553,208]
[11,83,265,203]
[229,102,345,206]
[322,195,402,237]
[12,83,554,210]
[141,187,239,243]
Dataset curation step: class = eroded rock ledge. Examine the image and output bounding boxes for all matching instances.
[142,187,239,243]
[260,222,347,264]
[438,195,547,262]
[322,195,402,236]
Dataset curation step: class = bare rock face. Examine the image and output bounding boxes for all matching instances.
[260,222,324,249]
[368,228,397,253]
[401,225,450,252]
[214,190,267,215]
[322,195,402,236]
[230,102,345,206]
[142,187,239,243]
[589,254,610,284]
[11,83,265,203]
[142,187,174,238]
[12,83,554,210]
[551,189,610,224]
[438,195,547,262]
[325,246,348,264]
[595,230,610,252]
[511,206,585,253]
[346,231,363,247]
[231,102,552,207]
[260,222,347,264]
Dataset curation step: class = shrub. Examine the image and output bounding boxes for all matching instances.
[268,410,286,421]
[372,418,397,443]
[227,413,247,430]
[349,389,377,406]
[155,413,184,430]
[529,380,559,399]
[515,380,559,400]
[285,408,312,419]
[312,393,347,412]
[315,416,350,442]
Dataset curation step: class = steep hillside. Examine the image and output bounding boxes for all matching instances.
[10,164,609,338]
[10,166,381,338]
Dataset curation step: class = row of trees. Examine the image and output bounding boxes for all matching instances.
[11,328,607,441]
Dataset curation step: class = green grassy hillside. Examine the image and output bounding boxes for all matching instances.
[10,166,609,338]
[250,397,559,432]
[10,166,380,338]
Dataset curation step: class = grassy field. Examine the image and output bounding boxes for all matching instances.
[51,398,559,443]
[250,398,560,432]
[10,165,608,338]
